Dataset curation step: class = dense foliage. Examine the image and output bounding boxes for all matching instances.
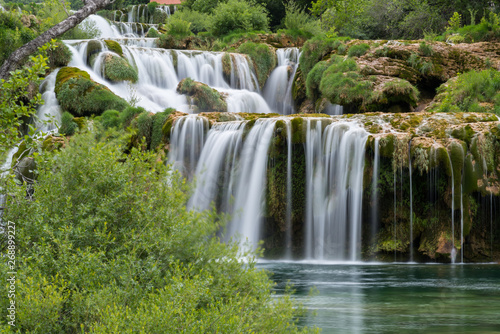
[0,131,317,333]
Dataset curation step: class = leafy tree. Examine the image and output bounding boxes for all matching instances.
[209,0,270,36]
[0,131,319,333]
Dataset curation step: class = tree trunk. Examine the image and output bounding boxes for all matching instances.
[0,0,115,81]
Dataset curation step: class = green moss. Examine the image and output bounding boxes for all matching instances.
[222,53,232,81]
[104,40,123,57]
[291,117,304,144]
[177,78,227,113]
[298,36,340,78]
[55,67,129,117]
[103,54,138,83]
[59,111,78,136]
[449,141,465,207]
[451,125,475,145]
[146,27,160,38]
[237,42,276,89]
[134,111,154,149]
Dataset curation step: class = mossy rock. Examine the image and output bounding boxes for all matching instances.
[55,67,129,117]
[237,42,277,89]
[86,40,104,65]
[104,39,123,57]
[162,111,188,140]
[102,53,138,83]
[222,53,232,83]
[177,78,227,113]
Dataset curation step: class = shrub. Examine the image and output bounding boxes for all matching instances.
[209,0,269,37]
[98,109,121,129]
[134,111,153,148]
[347,43,370,57]
[299,36,341,78]
[430,69,500,115]
[282,2,322,38]
[419,41,433,56]
[150,109,172,150]
[1,132,318,333]
[120,106,145,128]
[306,60,329,99]
[319,55,372,106]
[59,111,78,136]
[165,16,193,37]
[46,40,72,68]
[169,8,210,34]
[237,42,276,88]
[146,27,160,37]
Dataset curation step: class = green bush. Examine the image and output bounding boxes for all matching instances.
[237,42,276,88]
[46,40,72,68]
[306,60,329,99]
[135,111,153,148]
[1,132,318,333]
[120,106,145,128]
[165,16,193,37]
[150,109,172,150]
[319,55,371,106]
[419,41,434,56]
[98,109,121,129]
[299,36,341,78]
[282,2,322,38]
[146,27,160,37]
[0,11,37,64]
[170,8,210,34]
[209,0,269,37]
[59,111,78,136]
[430,69,500,114]
[347,43,370,57]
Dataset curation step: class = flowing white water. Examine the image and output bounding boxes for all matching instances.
[263,48,300,115]
[227,119,278,251]
[448,152,456,263]
[35,69,62,132]
[188,121,245,212]
[285,119,293,258]
[304,119,369,261]
[371,138,380,249]
[168,115,209,177]
[409,140,414,262]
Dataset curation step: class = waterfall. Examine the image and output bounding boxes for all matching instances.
[263,48,300,115]
[35,69,62,132]
[168,115,209,177]
[227,119,278,251]
[409,140,414,262]
[230,53,259,91]
[188,121,245,212]
[448,152,456,263]
[285,119,293,258]
[304,119,369,261]
[371,138,380,252]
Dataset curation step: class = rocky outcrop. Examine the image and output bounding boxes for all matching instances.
[177,78,227,113]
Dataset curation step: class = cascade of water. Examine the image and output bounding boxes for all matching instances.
[35,69,62,132]
[409,140,414,262]
[325,102,344,115]
[460,181,464,263]
[448,152,456,263]
[393,169,397,261]
[304,119,369,261]
[263,48,300,115]
[285,119,293,258]
[226,119,278,251]
[188,121,245,212]
[230,54,259,92]
[168,115,209,177]
[371,138,380,251]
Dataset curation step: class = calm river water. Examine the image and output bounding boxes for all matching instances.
[257,261,500,333]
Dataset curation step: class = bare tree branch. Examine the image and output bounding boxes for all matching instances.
[0,0,115,81]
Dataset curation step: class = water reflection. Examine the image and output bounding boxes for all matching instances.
[259,261,500,333]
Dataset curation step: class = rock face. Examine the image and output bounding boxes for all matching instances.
[296,39,494,114]
[176,78,227,113]
[55,67,128,116]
